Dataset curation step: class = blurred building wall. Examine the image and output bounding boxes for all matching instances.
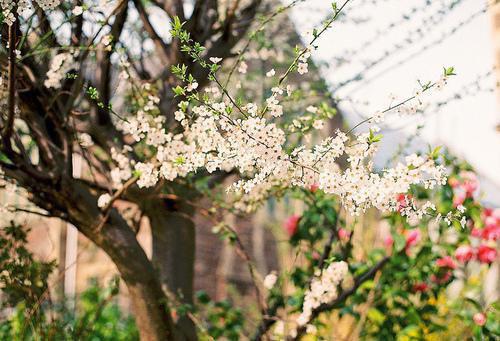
[491,1,500,108]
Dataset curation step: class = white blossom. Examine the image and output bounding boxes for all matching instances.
[266,69,276,77]
[296,261,348,327]
[44,52,78,89]
[263,272,278,290]
[97,193,112,208]
[72,6,83,15]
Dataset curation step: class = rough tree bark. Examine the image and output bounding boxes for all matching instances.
[0,0,263,339]
[145,200,197,340]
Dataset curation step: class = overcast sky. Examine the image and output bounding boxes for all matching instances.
[288,0,500,204]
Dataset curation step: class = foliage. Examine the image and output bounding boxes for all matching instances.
[194,291,245,341]
[273,155,499,339]
[0,222,55,309]
[0,223,138,340]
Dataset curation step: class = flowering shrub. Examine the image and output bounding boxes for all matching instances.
[272,157,498,339]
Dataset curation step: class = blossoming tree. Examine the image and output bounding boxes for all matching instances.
[0,0,475,339]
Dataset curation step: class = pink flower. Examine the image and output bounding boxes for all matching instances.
[453,191,466,207]
[309,183,319,193]
[396,194,411,212]
[284,215,300,237]
[405,229,421,249]
[436,256,457,269]
[484,216,497,229]
[337,228,351,241]
[455,245,474,263]
[471,227,483,238]
[477,245,497,264]
[492,208,500,219]
[460,171,479,196]
[384,235,394,249]
[473,312,487,326]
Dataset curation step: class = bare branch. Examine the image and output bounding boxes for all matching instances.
[132,0,171,65]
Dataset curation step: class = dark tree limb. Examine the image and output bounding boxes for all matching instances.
[71,0,84,45]
[132,0,172,65]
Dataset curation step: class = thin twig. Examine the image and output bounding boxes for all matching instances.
[222,0,304,89]
[2,19,17,150]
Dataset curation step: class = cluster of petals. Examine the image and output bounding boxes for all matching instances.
[297,261,348,327]
[453,207,499,265]
[1,0,61,25]
[103,69,449,220]
[44,52,78,89]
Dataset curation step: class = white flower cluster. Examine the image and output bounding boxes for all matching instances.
[297,46,312,75]
[1,0,60,25]
[44,52,78,89]
[110,146,132,187]
[297,261,348,327]
[400,198,437,225]
[105,69,448,219]
[319,147,447,215]
[266,87,284,118]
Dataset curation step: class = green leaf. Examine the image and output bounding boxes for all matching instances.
[443,66,456,77]
[367,308,386,325]
[394,234,406,252]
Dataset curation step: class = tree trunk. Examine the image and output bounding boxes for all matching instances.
[97,214,181,341]
[145,201,197,340]
[56,180,182,340]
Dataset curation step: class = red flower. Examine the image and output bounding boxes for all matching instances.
[284,215,300,237]
[430,271,452,284]
[473,312,487,326]
[412,282,429,292]
[482,208,493,218]
[477,245,497,264]
[337,228,351,241]
[455,245,474,263]
[481,224,500,241]
[436,256,457,269]
[396,194,411,212]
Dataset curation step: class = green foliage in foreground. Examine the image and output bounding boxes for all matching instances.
[0,223,138,341]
